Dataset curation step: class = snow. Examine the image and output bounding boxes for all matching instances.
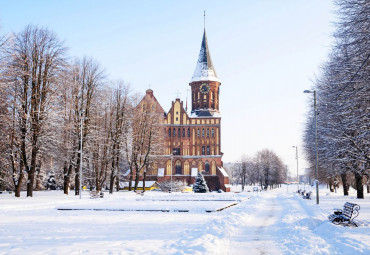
[190,63,220,83]
[218,166,229,177]
[0,186,369,254]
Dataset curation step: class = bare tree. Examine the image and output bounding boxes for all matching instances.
[3,25,66,197]
[124,95,164,191]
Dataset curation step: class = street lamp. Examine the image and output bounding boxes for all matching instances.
[303,89,319,204]
[79,114,87,200]
[292,146,299,192]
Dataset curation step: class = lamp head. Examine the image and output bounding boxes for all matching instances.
[303,90,314,94]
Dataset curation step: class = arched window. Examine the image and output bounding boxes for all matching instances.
[202,128,205,137]
[169,129,171,137]
[202,146,205,155]
[183,128,185,137]
[197,128,200,137]
[205,161,210,173]
[207,128,209,137]
[166,160,172,175]
[178,128,181,137]
[207,146,210,155]
[173,128,176,137]
[212,128,214,137]
[187,128,190,137]
[175,160,182,175]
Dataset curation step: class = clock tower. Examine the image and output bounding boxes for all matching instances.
[190,29,221,117]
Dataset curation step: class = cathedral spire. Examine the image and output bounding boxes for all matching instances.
[190,28,220,83]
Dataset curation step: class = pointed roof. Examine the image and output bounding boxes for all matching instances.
[190,29,220,83]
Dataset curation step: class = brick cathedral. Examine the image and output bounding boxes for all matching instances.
[138,29,230,192]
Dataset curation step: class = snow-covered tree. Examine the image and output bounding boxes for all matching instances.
[193,172,209,193]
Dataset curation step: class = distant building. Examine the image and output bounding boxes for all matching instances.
[137,29,230,191]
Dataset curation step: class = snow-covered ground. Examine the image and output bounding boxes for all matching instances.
[0,186,369,255]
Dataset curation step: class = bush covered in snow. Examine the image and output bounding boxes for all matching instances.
[159,180,187,192]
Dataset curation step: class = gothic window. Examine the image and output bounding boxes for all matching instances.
[175,160,182,175]
[212,128,214,137]
[207,146,210,155]
[173,128,176,137]
[178,128,181,137]
[202,128,205,137]
[202,146,205,155]
[183,128,185,137]
[197,128,200,137]
[173,148,180,155]
[205,161,210,173]
[207,128,209,137]
[187,128,190,137]
[169,129,171,137]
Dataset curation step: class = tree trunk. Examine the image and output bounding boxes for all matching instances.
[26,170,35,197]
[328,179,334,192]
[75,170,80,195]
[134,169,140,191]
[115,174,120,192]
[14,177,23,197]
[341,173,349,196]
[109,159,116,194]
[143,168,147,193]
[354,172,364,199]
[128,169,133,191]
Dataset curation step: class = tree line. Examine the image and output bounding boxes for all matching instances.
[230,149,287,191]
[303,0,369,199]
[0,25,162,197]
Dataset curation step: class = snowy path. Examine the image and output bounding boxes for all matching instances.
[229,193,282,255]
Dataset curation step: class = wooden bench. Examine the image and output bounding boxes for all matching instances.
[90,191,104,199]
[303,191,312,200]
[328,202,360,227]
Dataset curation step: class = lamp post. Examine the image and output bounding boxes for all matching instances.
[292,146,299,192]
[303,90,319,204]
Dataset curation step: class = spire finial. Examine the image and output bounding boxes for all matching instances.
[204,11,206,30]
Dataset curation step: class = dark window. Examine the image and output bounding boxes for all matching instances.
[205,161,210,173]
[202,146,205,155]
[175,161,182,175]
[173,148,180,155]
[187,128,190,137]
[169,129,171,137]
[207,128,209,137]
[173,128,176,137]
[212,128,214,137]
[207,146,210,155]
[197,128,200,137]
[178,128,181,137]
[183,128,185,137]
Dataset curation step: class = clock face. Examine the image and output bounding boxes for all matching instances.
[200,83,210,94]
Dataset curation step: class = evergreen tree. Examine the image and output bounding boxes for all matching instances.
[193,172,209,193]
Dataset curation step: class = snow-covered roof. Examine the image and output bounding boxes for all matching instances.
[121,181,158,188]
[190,29,220,83]
[217,167,229,177]
[189,110,222,118]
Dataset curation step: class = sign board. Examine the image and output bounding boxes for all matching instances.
[191,168,198,177]
[157,168,164,177]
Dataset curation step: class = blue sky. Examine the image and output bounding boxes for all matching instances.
[0,0,336,175]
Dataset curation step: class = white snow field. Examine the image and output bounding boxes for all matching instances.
[0,186,369,255]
